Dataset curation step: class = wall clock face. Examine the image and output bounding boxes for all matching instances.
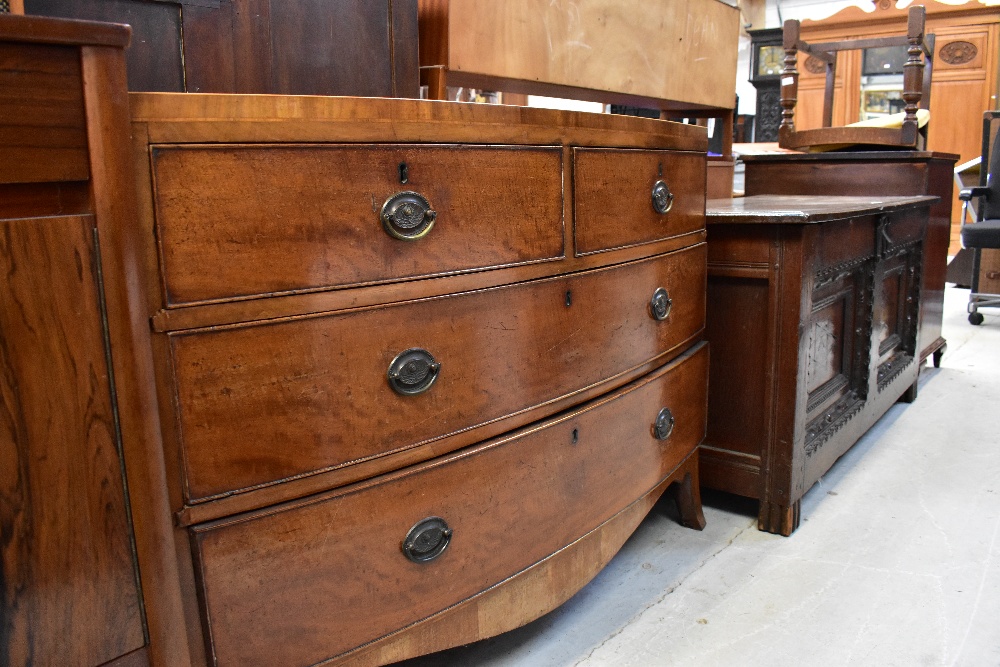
[757,45,784,76]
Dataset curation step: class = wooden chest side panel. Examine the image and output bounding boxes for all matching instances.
[192,344,708,667]
[171,246,706,501]
[0,41,88,184]
[703,274,770,462]
[0,215,144,665]
[574,148,705,255]
[151,145,565,305]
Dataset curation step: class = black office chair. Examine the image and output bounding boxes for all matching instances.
[959,112,1000,325]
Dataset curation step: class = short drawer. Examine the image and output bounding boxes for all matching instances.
[191,343,708,667]
[171,244,706,501]
[573,148,705,255]
[150,144,564,305]
[879,207,927,255]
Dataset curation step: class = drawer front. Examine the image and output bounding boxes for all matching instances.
[574,148,705,255]
[192,343,708,667]
[878,207,926,256]
[151,144,564,305]
[172,244,706,501]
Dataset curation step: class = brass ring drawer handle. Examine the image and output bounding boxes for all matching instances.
[402,517,453,563]
[651,180,675,215]
[381,191,437,240]
[650,287,673,321]
[387,348,441,395]
[653,407,675,441]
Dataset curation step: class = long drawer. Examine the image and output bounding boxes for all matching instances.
[150,144,565,305]
[573,147,705,255]
[191,342,708,667]
[170,244,706,501]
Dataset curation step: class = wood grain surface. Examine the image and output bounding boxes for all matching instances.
[129,93,707,151]
[0,12,129,45]
[170,245,706,502]
[706,194,938,224]
[429,0,740,109]
[0,41,88,184]
[151,144,565,305]
[574,148,706,255]
[24,0,185,92]
[191,343,708,667]
[345,469,681,665]
[23,0,420,97]
[0,215,144,665]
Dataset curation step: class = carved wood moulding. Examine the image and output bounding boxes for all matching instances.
[939,40,978,65]
[804,55,827,75]
[802,0,998,28]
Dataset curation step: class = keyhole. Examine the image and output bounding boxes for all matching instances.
[658,162,663,178]
[572,428,579,444]
[565,290,572,307]
[399,162,409,184]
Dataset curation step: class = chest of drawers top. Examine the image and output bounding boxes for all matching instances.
[129,93,707,149]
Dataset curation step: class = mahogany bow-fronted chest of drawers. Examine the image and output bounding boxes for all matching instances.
[125,94,711,665]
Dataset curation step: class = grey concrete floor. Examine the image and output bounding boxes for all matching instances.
[401,285,1000,666]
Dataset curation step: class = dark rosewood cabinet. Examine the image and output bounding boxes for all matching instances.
[701,195,936,536]
[0,15,168,666]
[23,0,420,96]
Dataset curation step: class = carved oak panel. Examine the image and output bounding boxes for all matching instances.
[803,265,871,454]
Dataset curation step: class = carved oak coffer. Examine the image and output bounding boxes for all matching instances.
[128,94,710,664]
[700,195,936,536]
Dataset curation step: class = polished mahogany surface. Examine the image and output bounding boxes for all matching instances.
[0,215,144,665]
[574,148,706,254]
[193,344,708,667]
[150,144,565,305]
[126,93,711,663]
[0,15,151,666]
[172,247,705,503]
[702,194,934,535]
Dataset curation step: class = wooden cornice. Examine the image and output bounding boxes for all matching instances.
[802,0,1000,30]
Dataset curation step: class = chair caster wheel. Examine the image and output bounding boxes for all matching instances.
[969,311,985,325]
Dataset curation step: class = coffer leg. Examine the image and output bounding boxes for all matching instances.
[932,343,946,368]
[899,378,919,403]
[758,498,801,536]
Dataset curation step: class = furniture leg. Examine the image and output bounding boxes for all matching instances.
[424,66,447,100]
[670,455,706,531]
[758,498,800,536]
[899,377,919,403]
[933,342,946,368]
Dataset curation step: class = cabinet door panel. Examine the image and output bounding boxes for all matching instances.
[804,269,869,449]
[0,215,144,665]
